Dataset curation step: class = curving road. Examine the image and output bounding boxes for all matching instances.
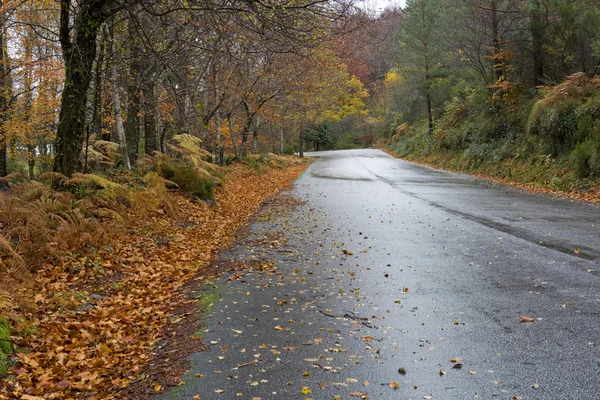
[162,149,600,400]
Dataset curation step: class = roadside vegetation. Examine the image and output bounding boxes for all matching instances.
[0,134,308,397]
[383,1,600,198]
[310,1,600,200]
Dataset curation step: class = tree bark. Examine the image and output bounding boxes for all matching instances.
[280,127,284,155]
[201,82,209,149]
[491,0,503,81]
[125,18,141,164]
[214,109,222,165]
[227,110,239,157]
[143,79,157,155]
[110,29,131,170]
[0,0,9,190]
[54,0,117,176]
[530,0,545,87]
[214,82,222,165]
[298,126,304,158]
[252,115,260,154]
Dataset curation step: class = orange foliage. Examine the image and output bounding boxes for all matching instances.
[0,161,309,399]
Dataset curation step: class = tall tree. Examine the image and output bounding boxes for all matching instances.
[54,0,122,175]
[399,0,446,134]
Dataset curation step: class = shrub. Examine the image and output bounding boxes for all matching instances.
[156,157,214,201]
[570,139,600,178]
[0,317,11,376]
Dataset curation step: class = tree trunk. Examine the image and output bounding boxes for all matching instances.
[125,18,141,165]
[83,23,107,172]
[280,127,284,155]
[214,109,222,165]
[0,142,6,191]
[143,79,157,155]
[54,0,116,176]
[298,127,304,158]
[240,117,253,157]
[252,115,260,154]
[110,31,131,170]
[491,0,503,81]
[27,145,35,180]
[530,0,545,87]
[201,83,209,149]
[0,0,9,190]
[227,111,239,157]
[426,91,433,134]
[214,82,221,165]
[93,33,106,140]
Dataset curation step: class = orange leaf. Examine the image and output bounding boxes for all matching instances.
[520,315,534,323]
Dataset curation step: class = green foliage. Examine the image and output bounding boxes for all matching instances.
[388,71,600,193]
[305,124,333,151]
[0,317,12,376]
[334,133,362,150]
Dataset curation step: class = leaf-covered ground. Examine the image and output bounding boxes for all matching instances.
[0,162,309,399]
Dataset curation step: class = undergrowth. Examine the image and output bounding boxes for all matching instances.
[0,133,305,375]
[388,73,600,195]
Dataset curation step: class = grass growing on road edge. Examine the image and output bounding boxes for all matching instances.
[0,156,309,399]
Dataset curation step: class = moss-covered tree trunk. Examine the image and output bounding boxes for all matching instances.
[53,0,116,176]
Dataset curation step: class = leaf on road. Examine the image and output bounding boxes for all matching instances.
[520,315,534,323]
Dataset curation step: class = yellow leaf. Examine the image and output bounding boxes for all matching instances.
[152,383,162,392]
[301,386,312,395]
[389,381,400,389]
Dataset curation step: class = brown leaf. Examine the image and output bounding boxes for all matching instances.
[520,315,534,323]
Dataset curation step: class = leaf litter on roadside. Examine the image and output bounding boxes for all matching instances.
[0,162,309,399]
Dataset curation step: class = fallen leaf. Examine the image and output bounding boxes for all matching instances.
[389,381,400,390]
[520,315,534,323]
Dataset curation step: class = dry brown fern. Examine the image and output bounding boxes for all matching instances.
[0,235,32,291]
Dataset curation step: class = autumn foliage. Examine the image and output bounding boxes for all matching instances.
[0,147,308,397]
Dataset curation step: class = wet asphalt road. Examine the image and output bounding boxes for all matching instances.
[161,149,600,400]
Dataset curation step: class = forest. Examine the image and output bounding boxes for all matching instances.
[2,0,600,397]
[350,0,600,195]
[0,0,370,186]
